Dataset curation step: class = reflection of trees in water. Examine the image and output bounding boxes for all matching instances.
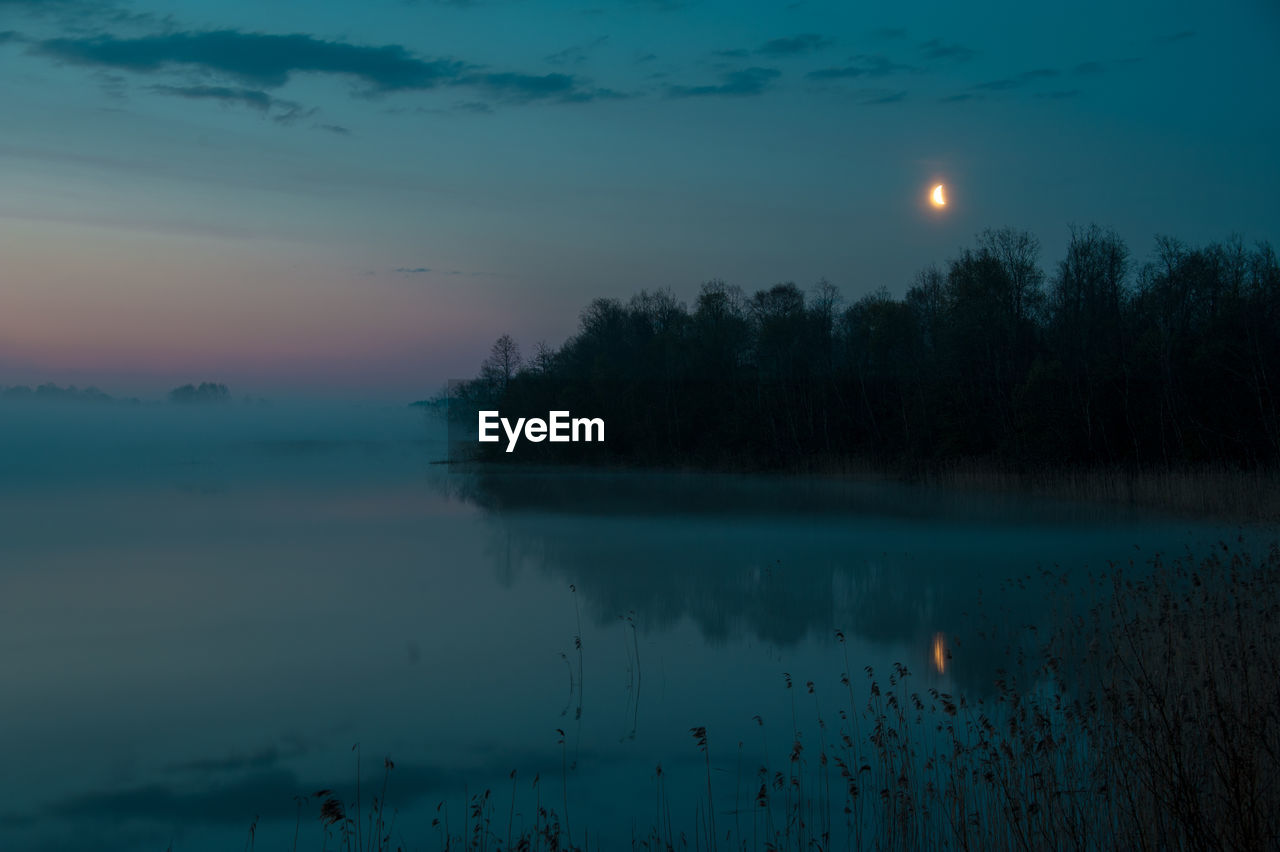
[445,466,1144,526]
[450,469,1078,693]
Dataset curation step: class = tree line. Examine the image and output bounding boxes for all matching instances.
[0,382,234,405]
[456,226,1280,470]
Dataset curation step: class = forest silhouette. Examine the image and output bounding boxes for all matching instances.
[457,226,1280,471]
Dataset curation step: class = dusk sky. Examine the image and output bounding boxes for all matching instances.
[2,0,1277,399]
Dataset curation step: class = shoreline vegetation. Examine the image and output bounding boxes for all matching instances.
[445,454,1280,523]
[284,543,1279,851]
[801,457,1280,523]
[443,226,1280,520]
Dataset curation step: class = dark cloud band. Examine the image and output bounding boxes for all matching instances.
[666,66,781,98]
[34,29,609,102]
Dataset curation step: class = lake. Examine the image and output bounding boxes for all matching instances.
[0,403,1261,851]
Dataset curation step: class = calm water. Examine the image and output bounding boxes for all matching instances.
[0,403,1259,851]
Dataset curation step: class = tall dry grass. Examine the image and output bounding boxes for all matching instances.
[290,543,1278,851]
[796,456,1280,521]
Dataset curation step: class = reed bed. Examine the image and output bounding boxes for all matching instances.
[289,542,1279,852]
[798,456,1280,522]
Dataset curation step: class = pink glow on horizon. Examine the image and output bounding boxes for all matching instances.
[0,223,508,396]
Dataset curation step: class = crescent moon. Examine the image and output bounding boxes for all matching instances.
[931,184,946,207]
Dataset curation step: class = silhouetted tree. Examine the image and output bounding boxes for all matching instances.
[480,334,522,392]
[458,227,1279,470]
[168,382,229,404]
[1038,225,1132,461]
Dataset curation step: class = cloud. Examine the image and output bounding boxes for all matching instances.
[545,35,609,67]
[1034,89,1079,100]
[0,0,76,14]
[873,27,907,40]
[756,33,831,56]
[919,38,976,62]
[972,67,1059,91]
[666,66,780,98]
[394,266,477,277]
[150,84,277,111]
[32,29,611,103]
[938,92,982,103]
[1155,30,1194,44]
[1073,57,1141,75]
[317,123,351,134]
[626,0,692,9]
[862,89,906,105]
[805,54,910,80]
[0,0,167,37]
[461,70,576,99]
[714,33,831,62]
[149,83,317,124]
[35,30,461,90]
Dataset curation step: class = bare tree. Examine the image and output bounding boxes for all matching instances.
[810,278,843,335]
[481,334,522,391]
[530,340,556,374]
[978,226,1045,323]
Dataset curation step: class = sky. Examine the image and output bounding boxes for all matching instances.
[1,0,1277,400]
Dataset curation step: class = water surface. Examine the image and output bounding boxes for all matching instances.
[0,403,1256,850]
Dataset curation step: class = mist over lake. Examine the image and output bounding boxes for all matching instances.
[5,0,1278,844]
[0,402,1259,851]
